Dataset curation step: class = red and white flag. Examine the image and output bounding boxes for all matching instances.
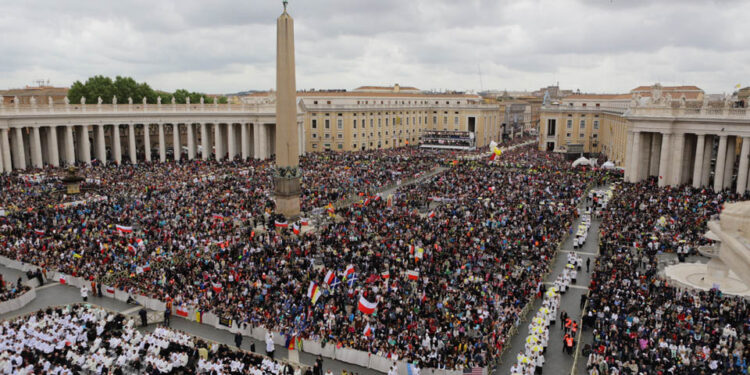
[344,264,355,279]
[115,225,133,233]
[300,218,310,226]
[292,224,300,235]
[428,211,436,219]
[324,270,336,285]
[274,220,288,228]
[135,238,144,247]
[59,275,67,285]
[34,228,45,235]
[406,270,420,281]
[105,286,115,294]
[358,296,378,315]
[380,270,390,279]
[212,282,223,293]
[176,307,189,317]
[212,214,225,220]
[363,323,374,337]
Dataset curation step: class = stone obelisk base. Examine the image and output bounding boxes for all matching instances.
[274,176,301,219]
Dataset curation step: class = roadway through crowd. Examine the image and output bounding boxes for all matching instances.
[495,186,603,375]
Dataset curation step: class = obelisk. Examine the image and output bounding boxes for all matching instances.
[273,0,301,218]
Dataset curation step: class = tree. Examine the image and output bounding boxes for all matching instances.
[65,75,222,105]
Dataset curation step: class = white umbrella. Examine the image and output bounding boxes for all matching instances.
[572,157,590,168]
[601,161,615,170]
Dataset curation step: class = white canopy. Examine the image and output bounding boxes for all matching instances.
[601,161,616,170]
[572,157,590,167]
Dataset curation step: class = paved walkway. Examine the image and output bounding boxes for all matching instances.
[0,264,382,375]
[495,191,602,375]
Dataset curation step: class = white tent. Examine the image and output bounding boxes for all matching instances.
[572,157,590,167]
[601,161,616,170]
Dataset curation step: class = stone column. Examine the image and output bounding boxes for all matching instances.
[173,124,181,161]
[96,125,107,164]
[649,133,661,177]
[714,135,728,191]
[624,131,634,181]
[670,133,685,186]
[64,126,75,165]
[0,137,4,173]
[253,123,262,159]
[692,134,705,188]
[47,126,59,167]
[80,126,91,165]
[737,137,750,194]
[214,123,223,161]
[657,133,671,187]
[158,124,166,163]
[701,135,713,187]
[201,123,209,160]
[227,123,236,160]
[241,123,250,160]
[112,125,122,164]
[629,131,641,183]
[12,128,26,169]
[143,124,152,162]
[128,124,137,164]
[187,123,195,160]
[723,136,736,190]
[30,127,43,168]
[0,129,11,172]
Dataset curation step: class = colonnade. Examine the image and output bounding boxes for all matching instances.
[625,131,750,194]
[0,121,305,172]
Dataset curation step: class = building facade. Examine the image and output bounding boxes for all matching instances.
[245,85,503,152]
[539,84,750,194]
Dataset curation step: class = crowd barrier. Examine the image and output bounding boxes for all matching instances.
[0,288,36,315]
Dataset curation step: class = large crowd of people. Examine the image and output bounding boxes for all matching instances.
[0,141,594,370]
[0,304,296,374]
[584,180,749,374]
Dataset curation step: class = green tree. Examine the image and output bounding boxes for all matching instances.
[83,75,115,104]
[67,81,86,104]
[113,76,138,103]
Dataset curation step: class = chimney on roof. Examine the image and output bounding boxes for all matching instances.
[394,84,400,93]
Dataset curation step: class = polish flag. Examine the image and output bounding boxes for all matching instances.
[324,270,336,285]
[127,244,136,254]
[344,264,355,279]
[358,296,378,315]
[105,286,115,294]
[300,218,310,226]
[363,197,371,206]
[115,225,133,233]
[380,270,390,279]
[212,214,225,220]
[136,238,144,247]
[34,229,45,235]
[363,323,374,337]
[212,282,223,293]
[59,275,67,285]
[428,211,436,219]
[292,224,300,235]
[274,220,288,228]
[408,244,415,254]
[176,307,189,317]
[406,270,420,281]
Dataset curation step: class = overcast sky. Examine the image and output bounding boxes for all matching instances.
[1,0,747,94]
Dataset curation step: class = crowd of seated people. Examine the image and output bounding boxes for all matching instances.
[584,179,749,374]
[0,141,631,370]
